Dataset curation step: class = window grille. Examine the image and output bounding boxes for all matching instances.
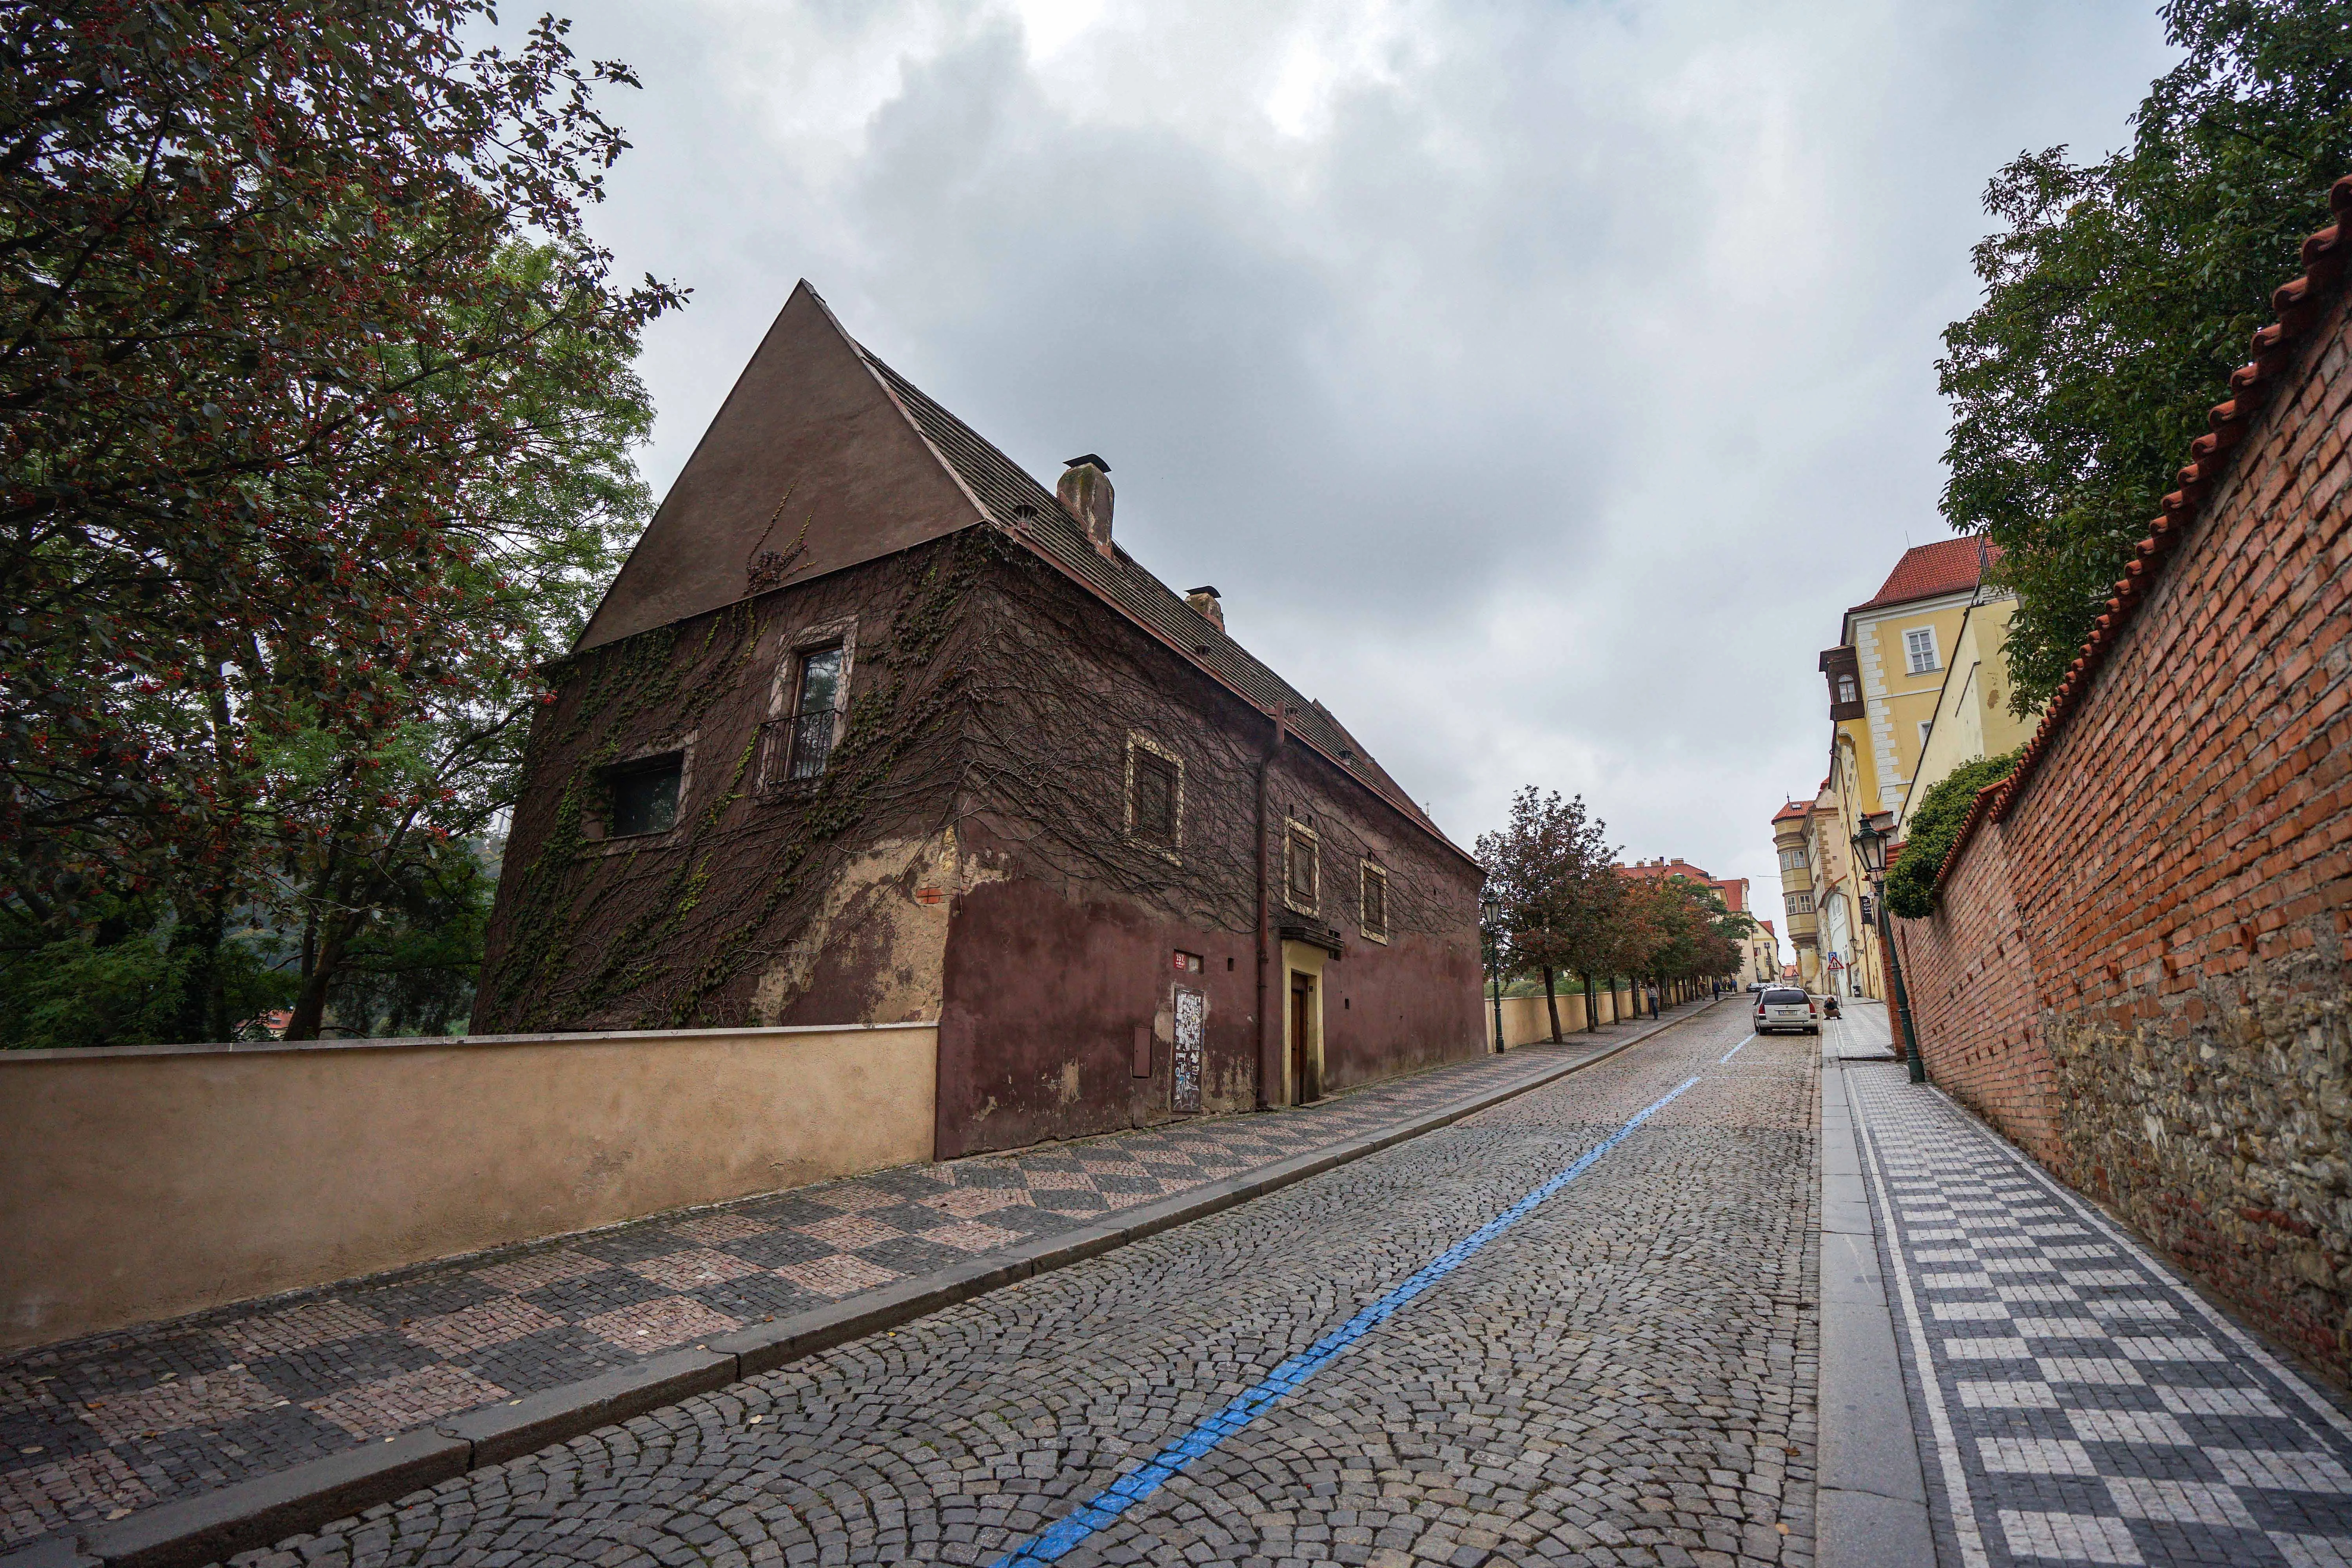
[786,645,844,780]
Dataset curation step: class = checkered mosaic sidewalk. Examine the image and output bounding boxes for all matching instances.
[0,1011,1689,1549]
[1846,1062,2352,1567]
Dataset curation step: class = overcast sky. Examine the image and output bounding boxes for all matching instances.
[534,0,2175,956]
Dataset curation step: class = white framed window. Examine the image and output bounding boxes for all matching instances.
[1904,626,1940,675]
[1918,720,1933,750]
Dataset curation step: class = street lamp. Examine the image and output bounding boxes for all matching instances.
[1851,815,1926,1084]
[1480,890,1504,1053]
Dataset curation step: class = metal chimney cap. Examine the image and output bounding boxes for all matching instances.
[1062,453,1111,472]
[1185,584,1220,598]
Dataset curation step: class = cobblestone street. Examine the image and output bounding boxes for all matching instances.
[0,1013,1680,1552]
[202,1002,1817,1568]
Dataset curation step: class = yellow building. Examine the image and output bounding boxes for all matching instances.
[1771,798,1819,988]
[1802,539,1998,1001]
[1897,588,2043,835]
[1819,538,1997,822]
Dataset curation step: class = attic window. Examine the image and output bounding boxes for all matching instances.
[1836,674,1858,706]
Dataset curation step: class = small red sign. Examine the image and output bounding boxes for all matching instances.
[915,887,944,905]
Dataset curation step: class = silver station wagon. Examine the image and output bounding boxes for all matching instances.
[1754,986,1818,1035]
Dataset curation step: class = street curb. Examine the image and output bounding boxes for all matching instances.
[9,998,1727,1568]
[1813,1055,1937,1568]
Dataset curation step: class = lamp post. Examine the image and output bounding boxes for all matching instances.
[1851,816,1926,1084]
[1480,890,1505,1053]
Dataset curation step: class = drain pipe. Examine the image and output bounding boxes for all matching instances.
[1255,703,1288,1110]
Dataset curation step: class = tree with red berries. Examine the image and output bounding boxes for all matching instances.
[0,2,681,1042]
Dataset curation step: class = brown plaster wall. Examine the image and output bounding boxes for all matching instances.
[477,538,977,1036]
[577,283,982,650]
[933,549,1483,1157]
[0,1025,937,1351]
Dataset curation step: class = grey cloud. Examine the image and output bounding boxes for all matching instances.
[529,0,2175,949]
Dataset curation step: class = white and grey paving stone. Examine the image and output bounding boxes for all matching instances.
[1846,1063,2352,1568]
[199,1003,1820,1568]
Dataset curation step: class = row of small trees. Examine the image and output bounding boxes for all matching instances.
[1474,788,1755,1042]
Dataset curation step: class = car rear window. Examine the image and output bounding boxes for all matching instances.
[1761,989,1809,1005]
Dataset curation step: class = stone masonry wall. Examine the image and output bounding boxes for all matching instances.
[1898,260,2352,1388]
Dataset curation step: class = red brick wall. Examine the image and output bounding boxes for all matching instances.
[1890,820,2056,1165]
[1898,276,2352,1388]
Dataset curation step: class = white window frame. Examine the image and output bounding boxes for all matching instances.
[1904,626,1940,675]
[1918,720,1933,750]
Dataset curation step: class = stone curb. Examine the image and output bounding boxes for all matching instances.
[9,998,1726,1568]
[1813,1054,1936,1568]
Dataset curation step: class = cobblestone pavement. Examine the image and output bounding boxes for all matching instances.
[0,1011,1696,1550]
[212,1002,1816,1568]
[1846,1063,2352,1567]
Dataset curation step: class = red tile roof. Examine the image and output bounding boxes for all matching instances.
[1934,176,2352,897]
[1851,537,2000,613]
[1772,800,1811,824]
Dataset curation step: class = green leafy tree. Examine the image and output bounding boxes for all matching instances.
[1476,788,1619,1042]
[0,2,678,1044]
[1939,0,2352,711]
[1883,750,2024,920]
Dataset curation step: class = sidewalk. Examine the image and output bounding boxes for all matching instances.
[1841,1060,2352,1566]
[0,1004,1707,1551]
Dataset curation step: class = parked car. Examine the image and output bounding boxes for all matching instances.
[1746,981,1768,993]
[1755,986,1818,1035]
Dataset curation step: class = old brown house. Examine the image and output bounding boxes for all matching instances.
[474,283,1485,1158]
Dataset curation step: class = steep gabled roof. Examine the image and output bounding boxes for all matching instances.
[1850,538,1999,615]
[576,280,1461,857]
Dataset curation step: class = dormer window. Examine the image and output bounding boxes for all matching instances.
[1836,673,1858,706]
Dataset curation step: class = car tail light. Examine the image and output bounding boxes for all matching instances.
[1809,1001,1818,1016]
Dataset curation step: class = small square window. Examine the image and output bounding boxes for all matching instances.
[607,753,682,837]
[1131,748,1178,845]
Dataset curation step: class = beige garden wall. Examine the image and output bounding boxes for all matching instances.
[1485,982,1638,1049]
[0,1023,937,1352]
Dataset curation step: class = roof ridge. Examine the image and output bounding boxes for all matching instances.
[1931,173,2352,895]
[845,339,1471,862]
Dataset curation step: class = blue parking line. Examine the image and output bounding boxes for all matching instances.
[990,1073,1706,1566]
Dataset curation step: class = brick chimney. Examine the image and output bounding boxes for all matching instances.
[1184,584,1224,632]
[1058,454,1113,557]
